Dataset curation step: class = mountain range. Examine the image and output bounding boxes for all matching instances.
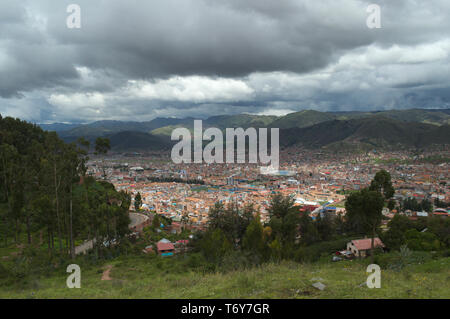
[40,108,450,151]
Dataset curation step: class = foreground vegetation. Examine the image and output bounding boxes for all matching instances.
[1,253,449,299]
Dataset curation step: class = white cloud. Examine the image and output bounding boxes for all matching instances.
[126,76,254,102]
[48,92,105,109]
[254,108,296,117]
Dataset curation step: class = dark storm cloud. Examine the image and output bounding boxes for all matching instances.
[0,0,375,96]
[0,0,449,122]
[46,0,369,78]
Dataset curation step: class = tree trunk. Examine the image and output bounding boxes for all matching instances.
[69,186,75,259]
[26,214,31,245]
[14,219,19,244]
[48,228,51,254]
[54,163,63,254]
[95,228,99,259]
[371,224,375,264]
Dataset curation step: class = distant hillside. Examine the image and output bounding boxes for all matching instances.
[107,131,171,151]
[95,117,450,151]
[273,108,450,129]
[45,108,450,150]
[205,114,276,129]
[369,109,450,126]
[280,116,450,149]
[59,120,151,138]
[57,117,197,139]
[38,123,81,132]
[270,110,335,128]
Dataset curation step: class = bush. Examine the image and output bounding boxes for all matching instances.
[405,229,441,251]
[294,237,354,263]
[184,253,208,269]
[0,262,10,280]
[219,250,261,272]
[373,246,433,271]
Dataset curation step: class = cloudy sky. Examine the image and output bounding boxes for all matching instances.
[0,0,449,123]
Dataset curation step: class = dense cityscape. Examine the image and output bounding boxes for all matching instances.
[89,147,449,231]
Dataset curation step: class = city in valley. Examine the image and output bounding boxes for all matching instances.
[89,147,449,233]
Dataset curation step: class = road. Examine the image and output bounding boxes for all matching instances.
[74,212,149,255]
[129,212,149,229]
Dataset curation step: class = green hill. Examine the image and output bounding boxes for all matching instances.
[280,117,450,149]
[205,114,277,129]
[270,110,336,129]
[272,109,450,129]
[58,118,195,139]
[150,114,276,137]
[107,131,171,151]
[49,109,450,150]
[371,109,450,126]
[54,109,450,139]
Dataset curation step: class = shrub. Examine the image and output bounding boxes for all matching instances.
[373,245,433,271]
[219,250,261,272]
[0,262,10,280]
[294,237,353,263]
[405,229,440,251]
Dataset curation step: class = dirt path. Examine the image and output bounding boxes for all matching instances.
[101,265,113,281]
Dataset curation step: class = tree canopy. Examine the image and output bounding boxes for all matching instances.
[0,116,130,258]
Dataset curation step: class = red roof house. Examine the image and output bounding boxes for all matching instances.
[347,238,385,258]
[156,242,175,256]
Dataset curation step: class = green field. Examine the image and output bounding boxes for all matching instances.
[1,254,449,299]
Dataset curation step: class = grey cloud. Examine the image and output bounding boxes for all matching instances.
[0,0,449,122]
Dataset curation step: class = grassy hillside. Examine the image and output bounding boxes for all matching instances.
[373,109,450,126]
[151,125,194,136]
[53,109,450,141]
[50,109,450,150]
[270,110,335,129]
[280,117,450,149]
[206,114,277,129]
[1,254,449,299]
[107,131,171,151]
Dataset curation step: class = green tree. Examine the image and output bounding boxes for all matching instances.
[268,194,299,248]
[207,202,252,247]
[315,214,335,241]
[345,188,384,262]
[420,199,432,213]
[369,169,395,200]
[298,211,320,245]
[94,137,110,155]
[381,214,412,250]
[95,137,110,180]
[199,228,232,263]
[268,238,282,261]
[242,214,265,258]
[387,199,396,211]
[134,192,142,211]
